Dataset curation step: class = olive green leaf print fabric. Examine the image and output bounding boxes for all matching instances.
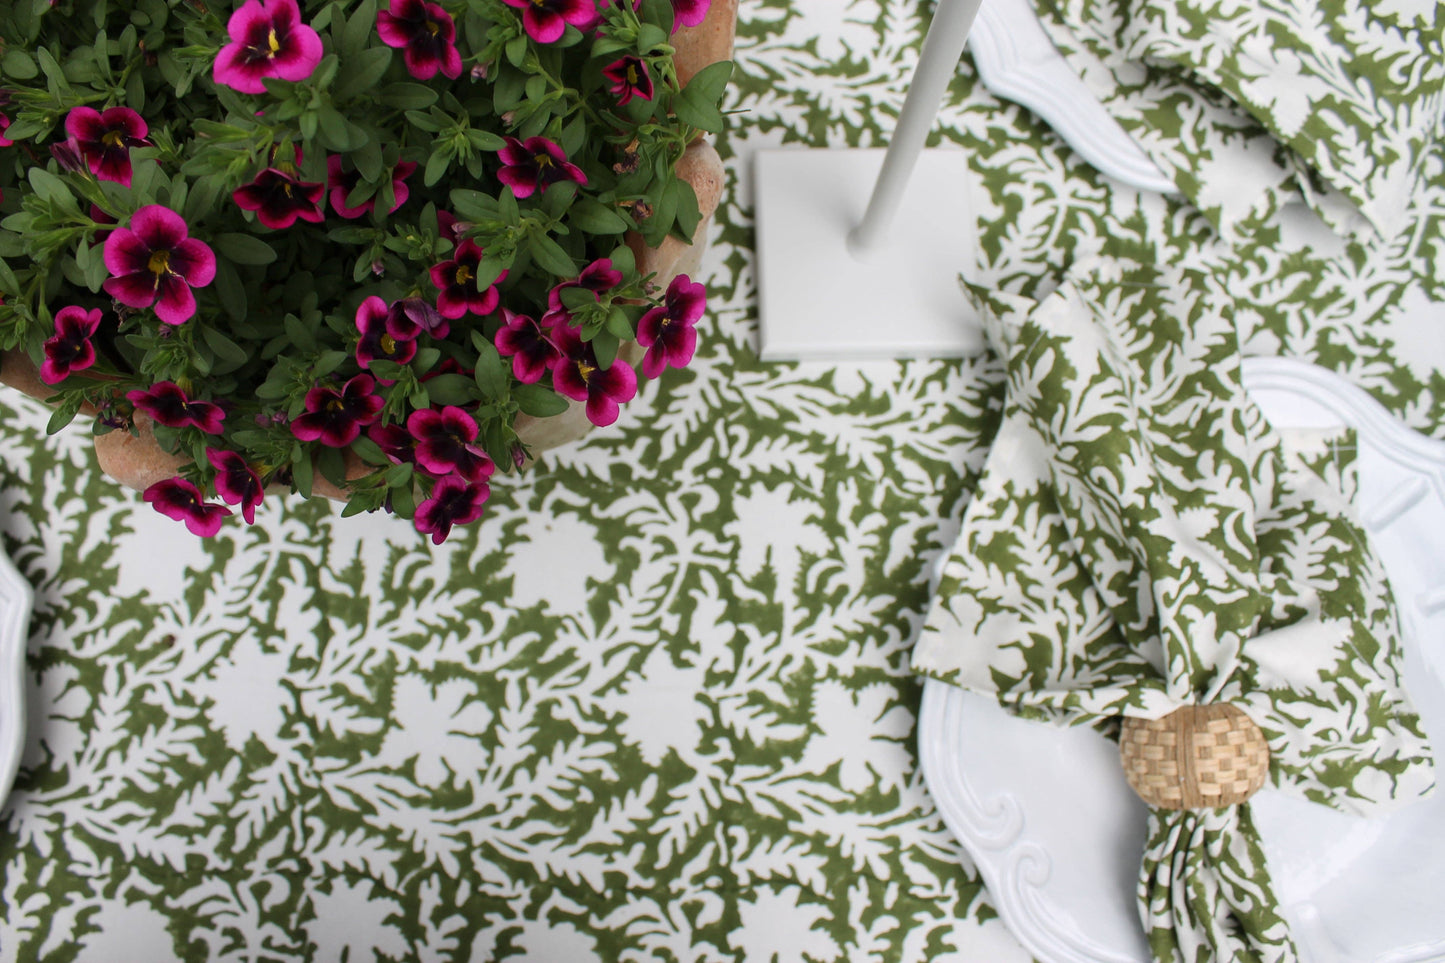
[913,256,1435,961]
[1032,0,1445,238]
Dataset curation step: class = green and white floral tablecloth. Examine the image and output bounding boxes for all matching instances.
[3,0,1445,960]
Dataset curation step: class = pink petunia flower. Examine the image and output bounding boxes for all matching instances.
[143,477,232,537]
[127,381,227,434]
[551,323,637,427]
[213,0,324,94]
[494,308,561,384]
[327,156,417,219]
[500,0,594,44]
[102,205,216,326]
[64,107,152,187]
[546,257,622,313]
[355,295,418,373]
[0,114,12,147]
[205,448,265,524]
[414,474,490,545]
[636,273,705,378]
[671,0,710,29]
[496,136,587,200]
[430,240,505,319]
[376,0,463,80]
[407,406,494,481]
[385,295,448,341]
[602,56,653,106]
[290,373,384,447]
[233,166,325,229]
[40,305,104,385]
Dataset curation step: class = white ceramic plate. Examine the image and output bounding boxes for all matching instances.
[920,355,1445,963]
[0,540,32,807]
[968,0,1176,195]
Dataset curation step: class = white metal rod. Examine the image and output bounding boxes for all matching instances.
[846,0,985,259]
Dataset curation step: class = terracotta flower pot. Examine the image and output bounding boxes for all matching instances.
[0,1,736,501]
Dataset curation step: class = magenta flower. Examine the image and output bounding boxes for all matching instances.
[551,324,637,427]
[671,0,710,29]
[407,406,495,481]
[355,296,419,372]
[430,240,504,319]
[494,308,560,384]
[497,136,587,199]
[369,422,418,466]
[547,257,622,313]
[127,381,227,434]
[602,56,653,105]
[636,273,705,378]
[206,448,264,525]
[0,114,12,147]
[213,0,324,94]
[233,166,324,229]
[144,477,232,537]
[500,0,594,44]
[327,157,417,219]
[377,0,463,79]
[290,373,385,447]
[64,107,151,188]
[50,137,86,174]
[414,475,490,545]
[40,306,103,385]
[102,205,216,326]
[384,295,448,341]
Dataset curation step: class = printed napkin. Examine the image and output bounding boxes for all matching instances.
[1030,0,1445,239]
[912,256,1435,961]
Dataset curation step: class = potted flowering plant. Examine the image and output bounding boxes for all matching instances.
[0,0,733,543]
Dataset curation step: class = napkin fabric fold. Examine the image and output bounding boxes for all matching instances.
[1031,0,1445,239]
[913,255,1434,961]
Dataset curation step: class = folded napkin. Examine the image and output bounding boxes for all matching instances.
[913,256,1435,961]
[1031,0,1445,239]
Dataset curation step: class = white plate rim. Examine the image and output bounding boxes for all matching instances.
[0,541,32,808]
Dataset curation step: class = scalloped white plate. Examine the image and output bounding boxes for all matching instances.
[0,541,32,808]
[968,0,1176,195]
[920,356,1445,963]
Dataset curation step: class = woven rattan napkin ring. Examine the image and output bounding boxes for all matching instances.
[1119,704,1270,809]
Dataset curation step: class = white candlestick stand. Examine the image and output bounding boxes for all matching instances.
[754,0,986,361]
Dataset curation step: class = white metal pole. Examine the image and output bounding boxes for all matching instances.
[846,0,986,259]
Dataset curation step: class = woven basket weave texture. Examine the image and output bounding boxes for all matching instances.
[1119,704,1270,809]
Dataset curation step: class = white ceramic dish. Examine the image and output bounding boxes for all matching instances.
[920,355,1445,963]
[968,0,1176,195]
[0,541,32,807]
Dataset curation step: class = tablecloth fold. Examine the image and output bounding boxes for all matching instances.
[1032,0,1445,239]
[913,255,1434,961]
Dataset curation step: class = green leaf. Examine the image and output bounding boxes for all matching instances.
[215,233,278,265]
[528,232,576,277]
[45,395,83,434]
[1,49,39,80]
[450,189,499,221]
[514,382,569,417]
[424,373,479,406]
[342,0,377,59]
[592,330,619,369]
[424,147,451,188]
[674,60,733,133]
[568,198,629,235]
[292,447,314,498]
[471,333,508,400]
[606,306,635,340]
[213,261,248,322]
[380,82,437,109]
[27,168,70,205]
[201,326,249,366]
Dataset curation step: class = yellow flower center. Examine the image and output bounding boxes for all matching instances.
[534,153,554,170]
[425,18,440,35]
[380,334,397,354]
[267,28,282,56]
[454,265,474,285]
[577,360,595,380]
[147,250,171,276]
[102,130,126,148]
[626,64,639,85]
[327,398,346,413]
